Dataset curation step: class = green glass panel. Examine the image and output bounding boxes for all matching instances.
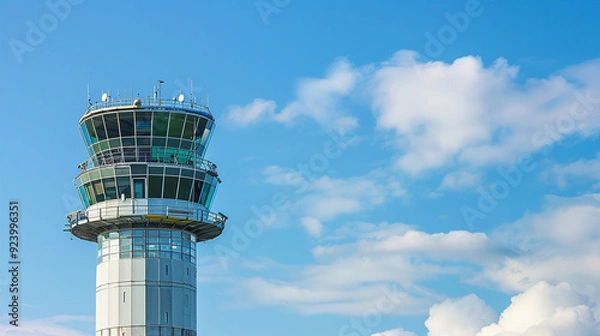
[89,171,100,180]
[85,119,98,144]
[136,112,152,136]
[92,180,105,202]
[104,113,119,138]
[92,116,107,141]
[100,168,114,178]
[119,112,135,137]
[200,181,210,206]
[103,178,117,200]
[79,186,90,208]
[148,176,163,198]
[151,147,167,163]
[92,143,101,153]
[177,178,192,201]
[85,183,96,205]
[153,112,169,137]
[116,177,131,198]
[195,118,207,138]
[183,115,196,140]
[163,176,178,199]
[115,167,130,176]
[168,113,185,138]
[99,141,109,151]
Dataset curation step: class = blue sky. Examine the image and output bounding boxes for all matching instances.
[2,1,600,335]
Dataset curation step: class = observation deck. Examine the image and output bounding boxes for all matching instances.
[66,89,226,243]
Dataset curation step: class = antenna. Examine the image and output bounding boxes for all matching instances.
[157,80,164,105]
[190,80,193,108]
[87,85,91,107]
[101,92,108,103]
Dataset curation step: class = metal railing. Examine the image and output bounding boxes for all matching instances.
[78,154,218,174]
[67,204,227,229]
[86,97,211,115]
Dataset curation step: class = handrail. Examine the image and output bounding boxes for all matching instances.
[68,204,227,229]
[78,154,218,174]
[86,97,211,116]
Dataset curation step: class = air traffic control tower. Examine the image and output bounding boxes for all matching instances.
[65,84,227,336]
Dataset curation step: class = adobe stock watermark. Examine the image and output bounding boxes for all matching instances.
[214,127,353,268]
[337,283,406,336]
[423,0,484,59]
[413,0,485,76]
[9,0,84,65]
[461,89,600,230]
[256,0,291,25]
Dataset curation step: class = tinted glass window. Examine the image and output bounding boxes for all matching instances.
[183,115,196,140]
[93,180,105,202]
[116,177,131,198]
[92,116,107,141]
[168,113,185,138]
[104,114,119,138]
[148,176,163,198]
[136,112,152,136]
[153,112,169,137]
[103,178,117,200]
[119,112,135,137]
[133,179,145,198]
[178,178,192,201]
[163,176,178,199]
[85,119,98,143]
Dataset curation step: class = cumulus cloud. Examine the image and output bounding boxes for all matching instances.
[369,50,600,174]
[231,51,600,175]
[421,282,600,336]
[225,98,277,126]
[425,294,497,336]
[228,222,509,315]
[300,217,323,237]
[542,153,600,188]
[263,167,405,224]
[476,194,600,295]
[225,58,362,132]
[274,58,361,131]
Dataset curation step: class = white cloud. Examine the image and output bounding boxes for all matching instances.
[225,98,277,126]
[542,154,600,188]
[263,165,305,187]
[422,282,600,336]
[477,282,599,336]
[273,58,361,131]
[439,170,481,190]
[425,294,497,336]
[300,217,323,237]
[225,58,362,132]
[227,222,508,316]
[0,315,93,336]
[368,50,600,174]
[263,167,405,224]
[372,328,417,336]
[475,194,600,296]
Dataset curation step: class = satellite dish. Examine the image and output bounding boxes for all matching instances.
[178,94,185,103]
[133,98,142,107]
[101,93,108,102]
